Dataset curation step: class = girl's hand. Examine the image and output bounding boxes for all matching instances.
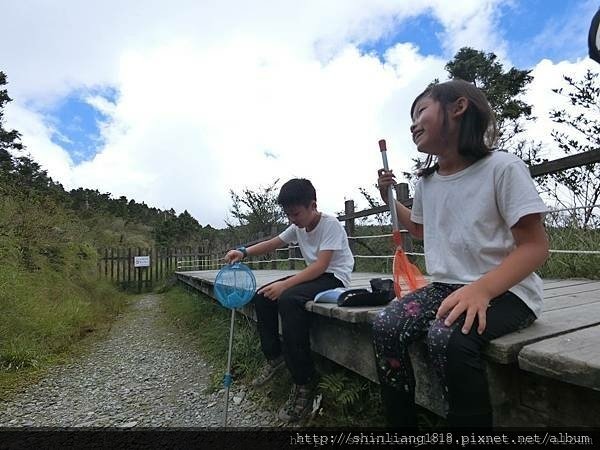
[258,280,288,301]
[436,283,492,335]
[224,249,244,264]
[377,169,396,204]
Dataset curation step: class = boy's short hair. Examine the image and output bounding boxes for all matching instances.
[277,178,316,208]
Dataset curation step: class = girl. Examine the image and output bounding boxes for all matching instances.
[374,79,549,428]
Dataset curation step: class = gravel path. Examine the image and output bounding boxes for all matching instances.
[0,294,278,427]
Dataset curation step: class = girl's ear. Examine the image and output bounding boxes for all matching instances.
[451,97,469,118]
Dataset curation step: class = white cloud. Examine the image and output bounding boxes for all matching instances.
[2,0,517,226]
[523,57,600,160]
[5,103,74,183]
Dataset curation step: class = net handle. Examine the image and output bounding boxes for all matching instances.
[379,139,400,233]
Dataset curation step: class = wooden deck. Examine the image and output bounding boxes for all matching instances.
[176,270,600,426]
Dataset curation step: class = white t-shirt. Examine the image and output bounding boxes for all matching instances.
[278,213,354,287]
[411,151,548,317]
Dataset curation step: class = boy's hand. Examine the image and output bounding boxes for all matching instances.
[436,283,492,335]
[258,280,288,301]
[377,169,396,204]
[224,249,244,264]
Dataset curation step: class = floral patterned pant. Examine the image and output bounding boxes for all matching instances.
[372,282,536,417]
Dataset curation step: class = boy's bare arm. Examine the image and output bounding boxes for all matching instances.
[247,237,285,257]
[257,250,334,300]
[224,236,285,263]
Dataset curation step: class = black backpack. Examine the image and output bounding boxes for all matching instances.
[337,278,396,307]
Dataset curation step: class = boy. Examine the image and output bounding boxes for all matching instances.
[224,178,354,422]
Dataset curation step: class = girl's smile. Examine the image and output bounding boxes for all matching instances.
[410,96,446,155]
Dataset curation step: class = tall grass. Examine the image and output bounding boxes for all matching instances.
[540,227,600,279]
[0,187,129,394]
[0,266,126,372]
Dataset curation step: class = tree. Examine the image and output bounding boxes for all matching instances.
[546,69,600,228]
[1,71,23,181]
[153,209,204,247]
[393,48,542,193]
[0,71,23,154]
[357,186,387,226]
[445,48,534,151]
[225,179,286,243]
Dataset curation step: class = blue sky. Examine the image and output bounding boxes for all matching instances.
[1,0,598,226]
[44,88,118,164]
[359,13,445,59]
[360,0,596,65]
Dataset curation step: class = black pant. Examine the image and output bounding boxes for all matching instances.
[253,273,343,385]
[372,283,536,428]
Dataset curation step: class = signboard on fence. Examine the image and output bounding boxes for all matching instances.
[134,255,150,267]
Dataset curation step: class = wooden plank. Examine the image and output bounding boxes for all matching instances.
[543,291,600,312]
[485,300,600,364]
[542,279,598,290]
[542,281,600,299]
[518,325,600,391]
[529,148,600,177]
[177,270,600,365]
[517,371,600,426]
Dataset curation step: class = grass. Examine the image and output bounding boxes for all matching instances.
[539,227,600,279]
[160,284,443,427]
[0,265,128,398]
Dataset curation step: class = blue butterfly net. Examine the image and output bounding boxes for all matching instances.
[214,263,256,309]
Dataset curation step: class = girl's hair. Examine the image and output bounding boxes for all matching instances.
[410,79,497,177]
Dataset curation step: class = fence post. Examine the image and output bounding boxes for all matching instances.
[257,232,265,270]
[270,224,278,269]
[288,243,295,270]
[159,247,163,280]
[104,248,108,279]
[128,247,132,287]
[202,240,209,270]
[110,248,114,282]
[344,199,355,254]
[121,248,126,285]
[148,247,152,290]
[137,247,142,293]
[395,182,413,257]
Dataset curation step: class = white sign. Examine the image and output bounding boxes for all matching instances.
[134,256,150,268]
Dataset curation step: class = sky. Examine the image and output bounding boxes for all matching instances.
[1,0,599,228]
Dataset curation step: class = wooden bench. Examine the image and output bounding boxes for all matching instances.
[176,270,600,427]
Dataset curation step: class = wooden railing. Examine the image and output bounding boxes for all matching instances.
[102,149,600,279]
[230,148,600,269]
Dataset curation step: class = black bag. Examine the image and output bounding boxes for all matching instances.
[337,278,395,307]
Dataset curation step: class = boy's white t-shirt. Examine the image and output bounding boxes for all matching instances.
[278,213,354,287]
[410,151,548,317]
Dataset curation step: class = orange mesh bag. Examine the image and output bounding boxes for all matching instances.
[379,139,426,298]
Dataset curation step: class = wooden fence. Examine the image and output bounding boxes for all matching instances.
[100,149,600,283]
[97,246,208,291]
